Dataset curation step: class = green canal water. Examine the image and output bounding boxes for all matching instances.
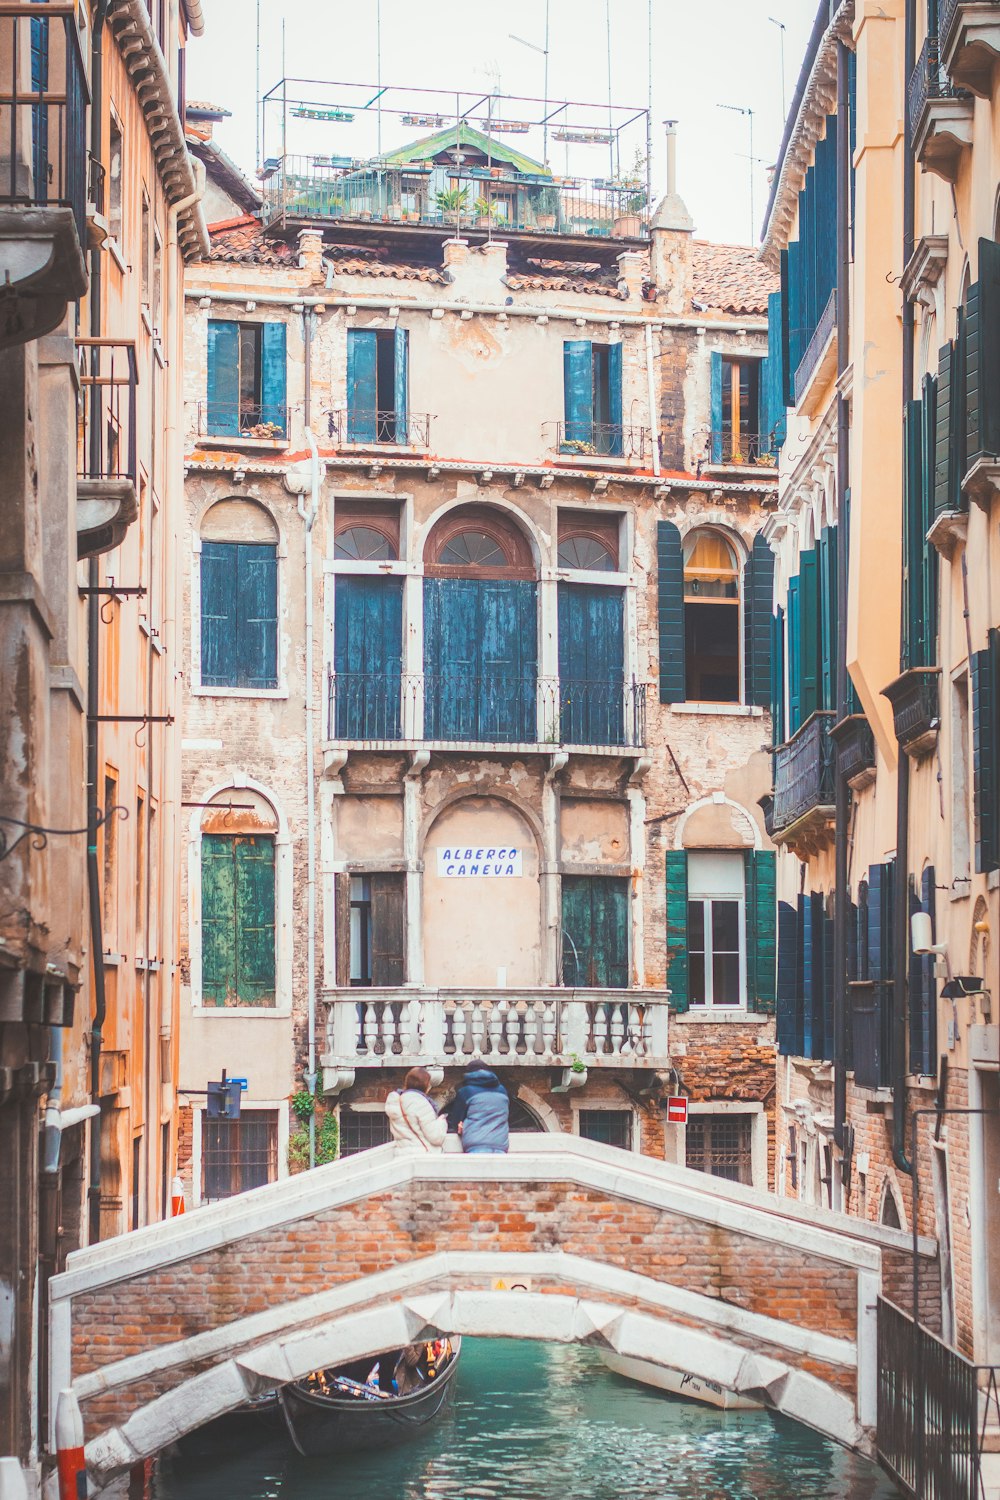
[156,1339,902,1500]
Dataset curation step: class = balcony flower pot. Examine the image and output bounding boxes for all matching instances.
[388,204,402,221]
[358,209,372,222]
[405,210,420,222]
[614,213,642,237]
[537,213,557,230]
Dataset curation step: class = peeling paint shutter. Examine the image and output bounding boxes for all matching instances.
[560,876,628,989]
[563,340,594,444]
[201,834,237,1005]
[743,532,774,710]
[207,320,240,436]
[260,323,287,432]
[371,873,406,986]
[347,329,378,442]
[236,544,278,689]
[234,836,276,1005]
[657,520,685,704]
[558,583,624,745]
[710,351,724,462]
[744,850,776,1014]
[334,576,404,738]
[972,632,1000,873]
[393,327,409,426]
[664,850,689,1012]
[200,541,238,687]
[798,550,819,723]
[607,341,623,455]
[480,579,538,742]
[776,899,800,1054]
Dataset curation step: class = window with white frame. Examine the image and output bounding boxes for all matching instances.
[687,850,746,1007]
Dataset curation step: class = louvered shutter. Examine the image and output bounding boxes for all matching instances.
[236,544,278,689]
[901,400,924,672]
[657,521,685,703]
[200,541,238,687]
[972,632,1000,873]
[207,320,239,436]
[771,604,786,745]
[743,533,774,709]
[776,900,800,1054]
[780,249,793,406]
[563,340,594,444]
[868,861,895,1088]
[965,280,983,465]
[799,550,819,723]
[607,342,623,456]
[234,835,276,1005]
[744,850,776,1013]
[787,576,802,733]
[920,377,938,668]
[977,236,1000,459]
[260,323,287,433]
[818,527,838,712]
[822,902,835,1063]
[665,851,689,1012]
[710,351,724,462]
[934,339,966,516]
[393,327,409,427]
[347,329,378,442]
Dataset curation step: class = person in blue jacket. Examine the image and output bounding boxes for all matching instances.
[444,1064,509,1154]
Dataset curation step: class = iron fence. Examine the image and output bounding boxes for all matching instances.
[326,408,432,448]
[193,399,288,441]
[908,34,972,140]
[706,430,779,467]
[793,288,838,404]
[771,711,837,831]
[546,420,652,464]
[0,2,88,245]
[76,339,138,484]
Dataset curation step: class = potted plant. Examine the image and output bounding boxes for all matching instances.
[534,183,560,231]
[561,437,597,456]
[474,195,500,228]
[435,186,469,223]
[614,149,647,236]
[388,202,402,221]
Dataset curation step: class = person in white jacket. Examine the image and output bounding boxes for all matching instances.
[384,1067,448,1152]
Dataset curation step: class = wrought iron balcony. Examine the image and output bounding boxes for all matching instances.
[770,711,837,853]
[829,712,877,792]
[546,420,652,466]
[76,339,138,559]
[262,157,649,242]
[322,988,670,1076]
[907,34,974,182]
[704,430,778,469]
[882,667,940,760]
[0,1,88,346]
[792,289,837,410]
[940,0,1000,97]
[192,400,289,443]
[325,670,647,751]
[326,407,432,449]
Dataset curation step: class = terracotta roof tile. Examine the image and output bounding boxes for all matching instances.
[208,218,295,265]
[691,240,778,317]
[327,257,449,285]
[504,273,627,299]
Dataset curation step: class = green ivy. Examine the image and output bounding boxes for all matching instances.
[316,1113,339,1165]
[291,1089,315,1122]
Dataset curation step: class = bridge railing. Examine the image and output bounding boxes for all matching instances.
[324,987,670,1068]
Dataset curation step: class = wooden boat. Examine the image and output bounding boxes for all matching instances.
[600,1351,762,1410]
[175,1390,285,1457]
[278,1338,461,1456]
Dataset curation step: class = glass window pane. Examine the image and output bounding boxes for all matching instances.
[688,900,705,950]
[712,952,741,1006]
[690,953,707,1005]
[711,899,740,951]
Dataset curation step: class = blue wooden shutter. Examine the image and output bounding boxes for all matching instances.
[780,248,793,406]
[563,340,594,444]
[30,10,49,204]
[771,604,785,744]
[207,320,240,436]
[558,583,624,745]
[200,541,238,687]
[799,550,819,722]
[744,849,776,1013]
[787,575,801,733]
[479,579,538,742]
[234,835,276,1005]
[776,899,801,1054]
[607,342,623,455]
[260,323,287,433]
[765,290,786,450]
[710,351,724,462]
[347,330,378,442]
[394,327,409,427]
[201,834,236,1005]
[665,850,689,1012]
[657,521,685,704]
[744,532,774,709]
[236,544,278,689]
[972,632,1000,873]
[334,576,404,738]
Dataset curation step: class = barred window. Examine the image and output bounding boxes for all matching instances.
[686,1113,753,1185]
[577,1109,633,1151]
[202,1110,278,1201]
[339,1108,392,1157]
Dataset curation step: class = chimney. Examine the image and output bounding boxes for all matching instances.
[442,237,470,270]
[297,227,324,283]
[664,119,678,198]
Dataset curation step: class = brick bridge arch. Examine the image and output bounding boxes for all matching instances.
[48,1138,937,1489]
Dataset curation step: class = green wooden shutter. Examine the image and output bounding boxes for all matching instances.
[657,520,685,703]
[347,329,378,442]
[561,876,592,986]
[909,866,937,1076]
[563,340,594,444]
[201,834,236,1005]
[590,877,629,988]
[236,544,278,689]
[818,527,838,712]
[787,575,801,733]
[771,604,785,744]
[260,323,287,433]
[393,327,409,428]
[743,532,774,709]
[744,849,776,1013]
[977,236,1000,459]
[207,320,239,436]
[798,550,819,722]
[665,850,689,1012]
[972,632,1000,873]
[607,342,623,456]
[710,351,724,462]
[234,836,276,1005]
[776,899,800,1054]
[920,378,938,668]
[371,873,406,986]
[200,541,238,687]
[965,279,983,465]
[934,339,966,517]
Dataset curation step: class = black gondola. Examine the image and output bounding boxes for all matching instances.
[174,1390,285,1458]
[278,1338,461,1457]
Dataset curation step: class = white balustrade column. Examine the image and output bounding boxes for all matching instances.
[562,999,588,1058]
[647,1002,669,1061]
[403,751,428,987]
[541,752,567,986]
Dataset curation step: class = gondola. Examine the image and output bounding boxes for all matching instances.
[278,1338,461,1457]
[174,1390,285,1458]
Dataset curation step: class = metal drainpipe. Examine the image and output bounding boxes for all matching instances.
[833,30,851,1163]
[298,431,320,1167]
[893,0,917,1178]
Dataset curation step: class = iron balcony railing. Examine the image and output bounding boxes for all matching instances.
[326,670,647,750]
[793,288,837,406]
[939,0,1000,62]
[546,420,652,464]
[193,400,288,441]
[706,430,779,468]
[908,33,972,140]
[262,157,650,241]
[326,408,432,449]
[0,2,88,245]
[771,711,837,832]
[76,339,138,484]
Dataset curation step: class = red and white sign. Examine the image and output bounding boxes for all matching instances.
[666,1095,688,1125]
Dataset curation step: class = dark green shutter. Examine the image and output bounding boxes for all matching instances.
[868,861,894,1088]
[563,340,594,444]
[787,576,802,733]
[799,550,819,722]
[822,904,835,1062]
[776,900,800,1054]
[743,532,774,709]
[972,632,1000,873]
[744,849,776,1013]
[347,330,378,442]
[260,323,287,433]
[909,866,937,1076]
[935,339,966,516]
[557,583,624,745]
[973,237,1000,461]
[966,279,983,465]
[393,327,409,424]
[710,351,724,462]
[802,892,827,1060]
[207,320,239,436]
[334,576,404,738]
[920,378,938,668]
[657,520,685,704]
[236,544,278,689]
[665,850,689,1012]
[901,399,923,671]
[607,342,623,455]
[770,604,785,744]
[818,527,838,712]
[200,541,239,687]
[780,248,793,406]
[561,876,628,988]
[234,836,276,1005]
[201,834,237,1004]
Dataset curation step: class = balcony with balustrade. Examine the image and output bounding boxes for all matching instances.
[767,710,837,857]
[321,988,671,1091]
[940,0,1000,97]
[907,33,974,182]
[0,1,88,348]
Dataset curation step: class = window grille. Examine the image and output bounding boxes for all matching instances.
[578,1109,633,1150]
[339,1109,392,1157]
[202,1110,278,1201]
[685,1114,753,1185]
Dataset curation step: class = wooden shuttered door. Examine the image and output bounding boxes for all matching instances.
[560,876,629,988]
[972,631,1000,873]
[334,575,404,738]
[664,850,689,1012]
[370,873,406,986]
[656,521,685,703]
[743,533,774,710]
[776,899,801,1055]
[201,834,276,1006]
[424,578,538,743]
[201,542,277,689]
[207,319,240,436]
[744,849,776,1013]
[557,582,624,745]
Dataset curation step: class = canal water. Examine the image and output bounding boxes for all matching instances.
[155,1338,902,1500]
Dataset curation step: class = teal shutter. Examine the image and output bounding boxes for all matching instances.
[393,327,409,426]
[744,849,776,1013]
[424,579,537,742]
[934,339,966,516]
[972,632,999,873]
[710,351,724,462]
[234,836,276,1005]
[560,876,628,988]
[561,876,591,986]
[236,544,278,689]
[762,290,786,450]
[776,900,800,1054]
[563,340,594,444]
[201,834,237,1005]
[799,550,819,722]
[743,532,774,709]
[334,576,404,738]
[780,248,793,406]
[558,583,624,745]
[260,323,287,433]
[818,527,838,712]
[975,236,1000,461]
[347,330,378,441]
[200,541,239,686]
[786,240,802,398]
[770,604,785,744]
[657,520,686,703]
[207,319,239,436]
[902,398,925,671]
[607,342,623,455]
[665,850,689,1011]
[787,575,802,733]
[801,893,816,1058]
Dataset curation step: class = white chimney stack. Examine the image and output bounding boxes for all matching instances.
[664,120,678,199]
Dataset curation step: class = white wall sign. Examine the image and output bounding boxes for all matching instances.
[436,846,522,877]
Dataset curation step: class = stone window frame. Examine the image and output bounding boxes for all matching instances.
[190,495,290,701]
[683,1101,768,1191]
[190,1100,289,1209]
[570,1097,640,1155]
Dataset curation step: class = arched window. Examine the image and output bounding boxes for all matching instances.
[199,792,277,1008]
[439,530,509,567]
[200,500,279,690]
[334,525,397,561]
[557,535,616,571]
[683,529,740,702]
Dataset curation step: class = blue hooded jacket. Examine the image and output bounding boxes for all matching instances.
[444,1067,509,1152]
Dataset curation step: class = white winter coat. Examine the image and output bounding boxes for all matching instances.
[385,1088,448,1152]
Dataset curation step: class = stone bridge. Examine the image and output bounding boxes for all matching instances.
[48,1138,937,1488]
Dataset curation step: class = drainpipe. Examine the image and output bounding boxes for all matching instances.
[833,30,851,1163]
[644,321,661,477]
[298,431,320,1166]
[893,0,917,1178]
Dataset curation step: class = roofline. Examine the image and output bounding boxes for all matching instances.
[182,0,205,36]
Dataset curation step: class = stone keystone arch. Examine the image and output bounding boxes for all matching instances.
[48,1139,937,1488]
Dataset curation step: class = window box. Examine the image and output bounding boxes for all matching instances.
[829,712,877,791]
[769,711,836,853]
[882,666,941,760]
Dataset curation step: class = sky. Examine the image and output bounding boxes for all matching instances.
[187,0,817,247]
